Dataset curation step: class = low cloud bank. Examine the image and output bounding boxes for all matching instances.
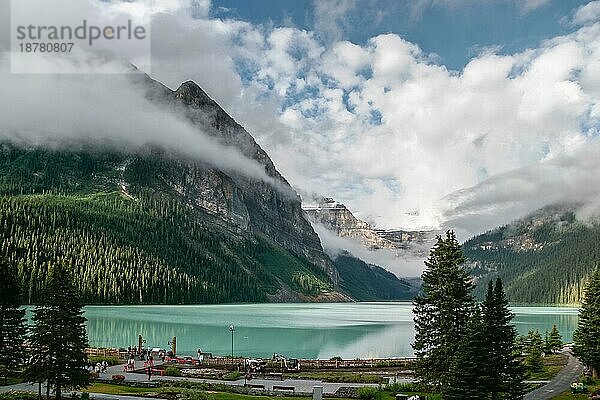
[0,56,289,192]
[311,222,428,278]
[442,139,600,239]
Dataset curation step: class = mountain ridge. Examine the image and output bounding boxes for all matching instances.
[463,204,600,304]
[0,74,412,304]
[303,197,440,253]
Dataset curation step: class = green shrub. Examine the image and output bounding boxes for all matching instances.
[160,381,229,392]
[0,391,38,400]
[165,366,182,377]
[222,371,241,381]
[385,382,421,392]
[357,387,379,400]
[183,390,212,400]
[375,360,407,367]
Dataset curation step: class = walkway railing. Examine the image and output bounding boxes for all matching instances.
[85,347,415,369]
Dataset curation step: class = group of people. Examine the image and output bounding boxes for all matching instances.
[127,346,169,361]
[122,351,161,374]
[143,355,155,369]
[123,356,137,372]
[92,360,109,373]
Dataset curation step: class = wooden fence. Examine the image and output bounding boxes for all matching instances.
[86,348,128,359]
[294,358,414,369]
[85,347,415,370]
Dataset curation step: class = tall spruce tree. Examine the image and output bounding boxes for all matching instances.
[573,269,600,378]
[481,278,526,400]
[412,230,474,390]
[25,262,90,399]
[445,307,488,400]
[546,325,562,354]
[524,330,544,373]
[0,258,27,385]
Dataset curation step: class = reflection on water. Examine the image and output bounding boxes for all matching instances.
[512,306,579,340]
[26,303,579,359]
[81,303,416,359]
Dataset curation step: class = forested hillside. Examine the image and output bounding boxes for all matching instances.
[463,205,600,304]
[0,74,416,304]
[333,253,417,301]
[0,190,336,304]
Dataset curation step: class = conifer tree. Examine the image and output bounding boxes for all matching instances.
[412,230,474,390]
[525,346,544,373]
[445,307,488,400]
[25,262,90,399]
[543,331,551,354]
[546,325,562,354]
[0,258,27,385]
[573,269,600,378]
[481,278,526,399]
[524,330,544,372]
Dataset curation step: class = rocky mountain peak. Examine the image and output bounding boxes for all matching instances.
[304,197,440,252]
[175,80,219,109]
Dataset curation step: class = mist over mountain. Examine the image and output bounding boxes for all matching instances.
[463,204,600,304]
[0,68,416,304]
[304,197,439,277]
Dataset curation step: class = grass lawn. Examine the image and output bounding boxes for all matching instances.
[0,377,24,387]
[529,354,569,381]
[83,383,166,395]
[84,383,341,400]
[529,365,565,381]
[83,383,439,400]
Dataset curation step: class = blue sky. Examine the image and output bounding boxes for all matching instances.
[165,0,599,239]
[2,0,599,251]
[2,0,599,273]
[210,0,590,70]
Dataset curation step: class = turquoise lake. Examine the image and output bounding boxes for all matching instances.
[48,303,578,359]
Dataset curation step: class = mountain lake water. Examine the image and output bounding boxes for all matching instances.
[26,302,579,359]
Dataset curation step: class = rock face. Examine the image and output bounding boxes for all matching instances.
[0,75,349,304]
[142,78,338,284]
[303,198,439,253]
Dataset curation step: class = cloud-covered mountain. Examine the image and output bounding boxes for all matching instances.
[2,0,599,239]
[304,197,439,277]
[463,204,600,304]
[0,73,344,304]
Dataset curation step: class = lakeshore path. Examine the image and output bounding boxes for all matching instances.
[1,351,585,400]
[524,348,584,400]
[102,360,382,394]
[0,359,384,399]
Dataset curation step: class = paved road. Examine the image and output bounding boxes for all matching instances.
[524,350,584,400]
